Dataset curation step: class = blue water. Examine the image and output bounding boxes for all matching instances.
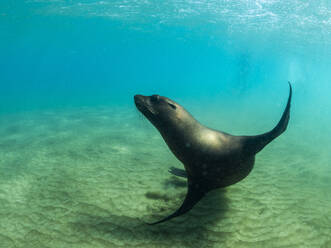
[2,1,331,113]
[0,1,331,247]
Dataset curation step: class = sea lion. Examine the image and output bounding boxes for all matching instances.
[134,82,292,225]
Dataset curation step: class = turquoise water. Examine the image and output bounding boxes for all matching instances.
[0,1,331,247]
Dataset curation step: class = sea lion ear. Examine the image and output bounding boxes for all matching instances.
[168,103,176,109]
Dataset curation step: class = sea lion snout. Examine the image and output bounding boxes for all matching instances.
[134,94,165,112]
[134,94,159,117]
[134,94,147,111]
[134,94,144,105]
[135,94,161,105]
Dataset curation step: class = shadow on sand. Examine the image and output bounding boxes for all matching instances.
[71,176,229,248]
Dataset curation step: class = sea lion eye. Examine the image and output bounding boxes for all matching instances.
[168,103,176,109]
[150,95,160,103]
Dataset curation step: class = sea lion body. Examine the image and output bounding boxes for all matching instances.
[134,83,292,224]
[162,124,254,190]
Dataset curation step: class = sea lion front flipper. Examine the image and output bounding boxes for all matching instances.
[168,167,187,178]
[148,179,206,225]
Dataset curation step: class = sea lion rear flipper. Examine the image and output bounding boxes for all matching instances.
[148,179,206,225]
[168,167,187,178]
[243,82,292,155]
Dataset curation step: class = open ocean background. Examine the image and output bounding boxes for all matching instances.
[0,1,330,247]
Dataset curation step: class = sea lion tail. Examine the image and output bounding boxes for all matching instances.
[148,179,206,225]
[244,82,292,155]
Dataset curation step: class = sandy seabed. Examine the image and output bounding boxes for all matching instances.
[0,106,330,248]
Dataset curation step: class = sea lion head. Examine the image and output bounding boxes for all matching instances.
[134,94,195,132]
